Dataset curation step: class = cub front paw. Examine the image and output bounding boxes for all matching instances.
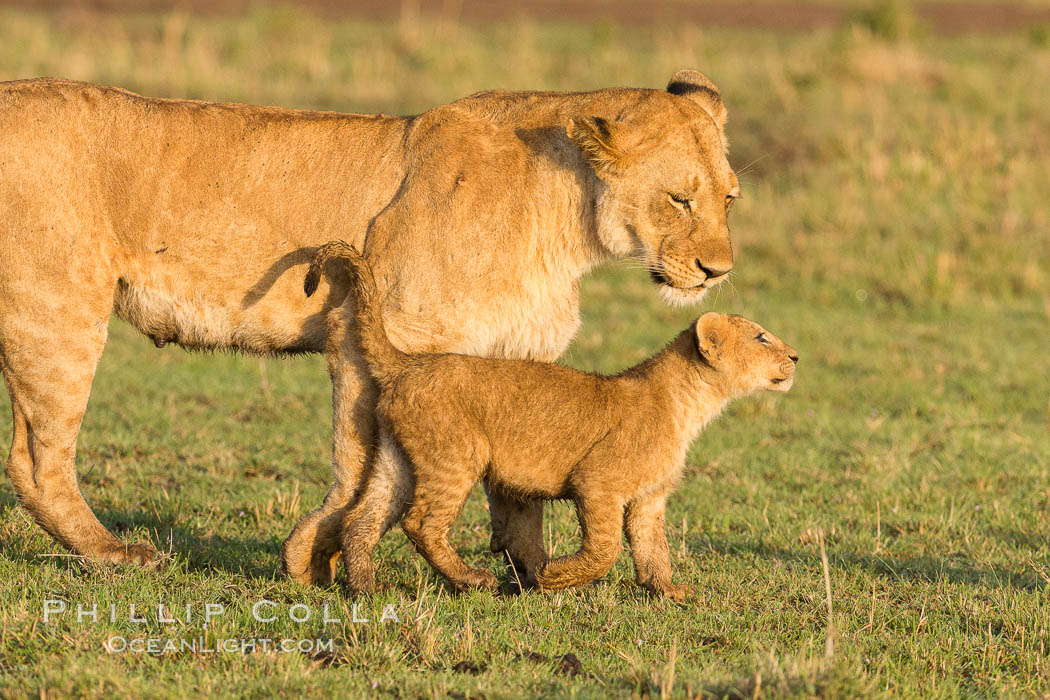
[534,565,572,592]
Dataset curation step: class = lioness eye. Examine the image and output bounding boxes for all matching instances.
[668,192,692,212]
[726,186,742,212]
[755,333,771,345]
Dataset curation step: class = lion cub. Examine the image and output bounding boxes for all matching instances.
[308,242,798,599]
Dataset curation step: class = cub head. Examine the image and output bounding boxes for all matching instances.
[693,312,798,395]
[568,69,739,306]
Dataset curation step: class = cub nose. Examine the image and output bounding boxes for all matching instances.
[694,259,731,279]
[789,353,799,364]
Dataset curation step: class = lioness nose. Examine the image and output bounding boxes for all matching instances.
[789,353,799,364]
[695,259,731,279]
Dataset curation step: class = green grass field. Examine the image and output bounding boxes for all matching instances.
[1,5,1048,697]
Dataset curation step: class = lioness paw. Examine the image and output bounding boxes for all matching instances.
[662,583,696,602]
[97,542,160,567]
[457,568,500,592]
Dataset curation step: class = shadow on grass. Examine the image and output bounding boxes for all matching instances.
[0,488,17,510]
[700,536,1046,592]
[0,502,282,580]
[99,508,282,579]
[691,662,843,700]
[986,525,1050,553]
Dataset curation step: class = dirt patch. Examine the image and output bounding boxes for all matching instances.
[514,650,585,678]
[451,660,486,675]
[4,0,1050,34]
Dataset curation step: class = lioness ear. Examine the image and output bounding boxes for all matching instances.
[667,69,728,132]
[695,312,726,360]
[567,116,630,177]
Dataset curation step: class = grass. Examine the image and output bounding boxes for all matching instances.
[1,5,1049,698]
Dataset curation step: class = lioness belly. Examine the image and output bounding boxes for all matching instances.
[110,222,350,355]
[0,79,407,355]
[112,263,328,354]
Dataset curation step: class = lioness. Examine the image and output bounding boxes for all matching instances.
[314,242,797,598]
[0,71,738,586]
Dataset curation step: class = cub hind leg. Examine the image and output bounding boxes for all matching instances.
[536,494,626,591]
[397,444,495,592]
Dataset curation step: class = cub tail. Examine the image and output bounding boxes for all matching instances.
[304,240,406,382]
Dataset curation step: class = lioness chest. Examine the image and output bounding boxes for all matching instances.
[472,280,582,362]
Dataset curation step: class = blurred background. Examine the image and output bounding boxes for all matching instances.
[1,2,1048,695]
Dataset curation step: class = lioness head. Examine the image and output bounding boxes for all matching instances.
[568,69,739,306]
[694,312,798,395]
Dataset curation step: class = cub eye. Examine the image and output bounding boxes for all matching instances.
[668,192,692,212]
[755,333,771,345]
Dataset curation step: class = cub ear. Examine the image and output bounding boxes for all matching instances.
[567,116,630,177]
[667,69,728,132]
[694,312,726,360]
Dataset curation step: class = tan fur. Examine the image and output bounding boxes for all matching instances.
[0,71,738,581]
[330,245,797,597]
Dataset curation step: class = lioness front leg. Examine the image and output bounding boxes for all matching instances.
[625,491,694,601]
[282,319,377,585]
[536,496,625,591]
[485,486,547,590]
